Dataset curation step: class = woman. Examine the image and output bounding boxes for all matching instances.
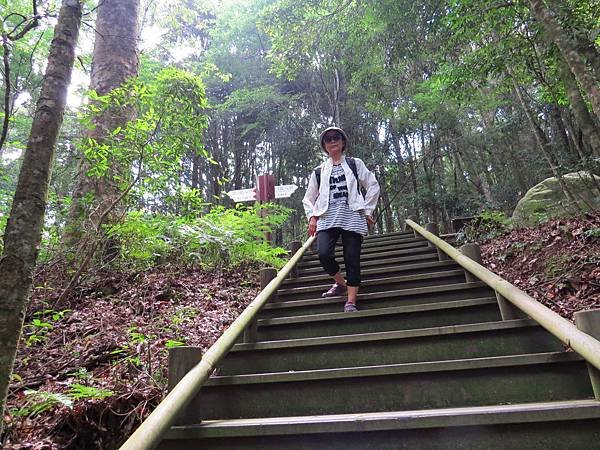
[302,126,380,312]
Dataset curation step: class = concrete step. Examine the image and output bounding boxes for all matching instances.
[301,239,429,262]
[299,246,437,269]
[298,252,440,275]
[262,282,496,318]
[257,297,502,340]
[364,230,415,240]
[277,270,466,302]
[160,400,600,449]
[220,319,564,375]
[282,260,461,288]
[192,352,592,420]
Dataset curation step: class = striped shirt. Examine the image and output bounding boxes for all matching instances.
[317,164,368,235]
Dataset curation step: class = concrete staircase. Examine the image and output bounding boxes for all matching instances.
[159,231,600,449]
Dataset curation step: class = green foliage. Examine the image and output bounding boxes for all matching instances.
[11,382,113,418]
[68,367,93,381]
[23,308,71,346]
[12,390,73,418]
[79,67,209,208]
[457,211,512,243]
[107,203,292,269]
[165,339,186,349]
[584,227,600,239]
[109,326,151,367]
[543,253,572,279]
[67,383,114,401]
[170,306,199,325]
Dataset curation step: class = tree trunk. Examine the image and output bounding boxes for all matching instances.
[64,0,140,246]
[402,134,420,223]
[0,37,12,155]
[0,0,82,430]
[560,109,588,159]
[549,105,572,156]
[556,53,600,157]
[510,75,579,207]
[377,166,395,232]
[506,143,530,194]
[571,25,600,82]
[527,0,600,120]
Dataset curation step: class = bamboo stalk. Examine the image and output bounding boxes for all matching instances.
[119,235,316,450]
[406,219,600,373]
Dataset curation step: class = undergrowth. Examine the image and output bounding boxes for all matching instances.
[456,210,511,243]
[106,203,292,269]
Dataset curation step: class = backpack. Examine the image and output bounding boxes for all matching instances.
[315,157,360,194]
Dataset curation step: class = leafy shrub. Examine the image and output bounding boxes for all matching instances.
[23,308,71,346]
[456,210,511,243]
[106,203,291,269]
[12,390,73,418]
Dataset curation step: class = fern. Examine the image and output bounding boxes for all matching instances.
[67,384,114,400]
[12,390,73,418]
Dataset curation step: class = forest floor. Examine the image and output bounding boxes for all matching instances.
[2,264,260,449]
[2,212,600,449]
[479,212,600,320]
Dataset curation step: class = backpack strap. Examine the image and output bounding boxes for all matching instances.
[315,167,321,188]
[346,157,360,192]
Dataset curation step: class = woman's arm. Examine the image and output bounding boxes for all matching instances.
[356,158,380,217]
[302,169,320,220]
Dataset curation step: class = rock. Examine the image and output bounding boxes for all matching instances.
[512,171,600,225]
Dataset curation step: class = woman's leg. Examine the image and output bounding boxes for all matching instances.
[341,230,363,306]
[317,228,346,294]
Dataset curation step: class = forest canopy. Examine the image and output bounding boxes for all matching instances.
[1,0,599,243]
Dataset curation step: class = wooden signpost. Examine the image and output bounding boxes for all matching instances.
[226,174,298,242]
[226,175,298,203]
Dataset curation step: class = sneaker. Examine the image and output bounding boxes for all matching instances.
[322,283,347,298]
[344,302,358,312]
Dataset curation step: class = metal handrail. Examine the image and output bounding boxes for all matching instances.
[406,219,600,372]
[120,235,317,450]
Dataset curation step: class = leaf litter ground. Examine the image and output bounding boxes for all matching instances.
[2,264,259,449]
[480,212,599,320]
[3,213,600,448]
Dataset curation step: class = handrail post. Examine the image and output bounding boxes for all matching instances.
[459,243,482,284]
[460,243,524,320]
[575,309,600,400]
[407,215,418,234]
[168,347,203,424]
[425,222,448,261]
[244,267,277,343]
[424,222,438,247]
[290,241,301,278]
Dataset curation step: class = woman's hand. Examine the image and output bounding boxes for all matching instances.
[366,215,375,225]
[308,216,318,236]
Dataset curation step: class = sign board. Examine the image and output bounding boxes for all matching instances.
[226,188,256,203]
[226,178,298,203]
[275,184,298,199]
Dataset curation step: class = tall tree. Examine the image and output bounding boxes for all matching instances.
[64,0,140,247]
[0,0,48,155]
[0,0,82,430]
[527,0,600,120]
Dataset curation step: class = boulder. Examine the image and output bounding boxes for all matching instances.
[512,171,600,225]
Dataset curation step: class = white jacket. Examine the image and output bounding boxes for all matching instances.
[302,155,380,220]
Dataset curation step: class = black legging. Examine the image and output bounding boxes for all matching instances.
[317,228,363,287]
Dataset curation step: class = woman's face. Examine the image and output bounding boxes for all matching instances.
[323,131,345,157]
